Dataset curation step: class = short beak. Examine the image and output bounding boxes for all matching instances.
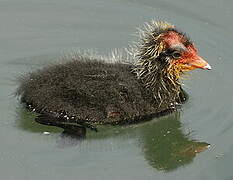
[188,56,211,70]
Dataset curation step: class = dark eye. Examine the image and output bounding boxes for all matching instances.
[172,51,181,59]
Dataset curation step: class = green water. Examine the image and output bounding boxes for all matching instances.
[1,0,233,179]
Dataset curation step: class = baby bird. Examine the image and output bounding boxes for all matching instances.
[16,21,211,134]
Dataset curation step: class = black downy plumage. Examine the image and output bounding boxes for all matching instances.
[16,21,210,134]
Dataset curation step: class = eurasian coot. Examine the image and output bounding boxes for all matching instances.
[16,21,211,135]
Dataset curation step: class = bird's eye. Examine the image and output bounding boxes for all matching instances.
[172,51,181,59]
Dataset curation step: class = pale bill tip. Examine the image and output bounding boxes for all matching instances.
[204,63,212,70]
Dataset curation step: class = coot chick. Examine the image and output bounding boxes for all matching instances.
[16,21,211,134]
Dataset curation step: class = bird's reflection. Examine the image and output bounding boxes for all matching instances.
[138,113,209,171]
[16,107,85,147]
[16,107,209,171]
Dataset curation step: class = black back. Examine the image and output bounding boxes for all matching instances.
[17,57,184,130]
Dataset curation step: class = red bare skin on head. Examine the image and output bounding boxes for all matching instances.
[177,44,211,70]
[161,31,210,70]
[178,44,198,64]
[162,31,185,47]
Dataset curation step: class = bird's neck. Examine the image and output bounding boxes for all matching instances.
[134,60,182,107]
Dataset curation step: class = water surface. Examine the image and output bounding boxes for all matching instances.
[1,0,233,179]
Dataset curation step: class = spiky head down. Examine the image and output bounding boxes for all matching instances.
[132,20,211,106]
